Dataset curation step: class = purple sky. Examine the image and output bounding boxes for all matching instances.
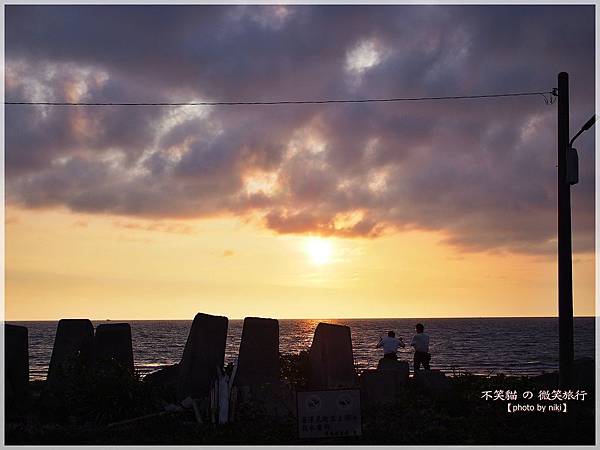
[5,5,596,254]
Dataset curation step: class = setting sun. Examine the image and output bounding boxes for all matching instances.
[305,237,333,265]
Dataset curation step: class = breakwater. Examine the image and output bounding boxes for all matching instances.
[9,317,595,380]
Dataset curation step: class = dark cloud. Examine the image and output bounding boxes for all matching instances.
[5,5,595,254]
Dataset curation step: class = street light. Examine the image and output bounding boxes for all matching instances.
[570,114,597,147]
[567,114,597,185]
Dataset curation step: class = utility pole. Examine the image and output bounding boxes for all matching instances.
[557,72,574,389]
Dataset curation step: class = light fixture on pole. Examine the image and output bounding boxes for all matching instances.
[567,114,596,185]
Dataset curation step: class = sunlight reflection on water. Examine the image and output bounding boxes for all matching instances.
[11,317,595,381]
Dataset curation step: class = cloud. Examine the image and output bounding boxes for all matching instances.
[5,5,595,254]
[5,215,20,225]
[73,220,88,228]
[113,220,196,235]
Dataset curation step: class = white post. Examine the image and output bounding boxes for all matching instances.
[215,364,238,424]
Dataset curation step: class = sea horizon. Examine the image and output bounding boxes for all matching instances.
[6,315,597,322]
[13,317,595,381]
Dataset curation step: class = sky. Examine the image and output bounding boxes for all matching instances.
[4,4,596,320]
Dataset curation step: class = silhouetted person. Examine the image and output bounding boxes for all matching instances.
[411,323,430,372]
[376,330,405,360]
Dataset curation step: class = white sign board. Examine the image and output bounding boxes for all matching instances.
[297,389,362,438]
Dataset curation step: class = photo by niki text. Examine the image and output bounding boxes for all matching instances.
[481,389,588,413]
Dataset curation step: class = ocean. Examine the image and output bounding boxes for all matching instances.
[7,317,595,381]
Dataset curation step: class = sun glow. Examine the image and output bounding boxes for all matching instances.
[306,237,333,265]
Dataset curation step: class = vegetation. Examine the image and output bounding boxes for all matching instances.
[5,354,594,445]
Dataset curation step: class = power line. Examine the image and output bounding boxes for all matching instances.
[5,90,556,106]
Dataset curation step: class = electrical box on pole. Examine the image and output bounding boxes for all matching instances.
[567,147,579,185]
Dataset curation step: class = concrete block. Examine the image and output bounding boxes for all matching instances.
[308,322,357,389]
[414,369,451,394]
[144,363,179,388]
[360,369,407,408]
[377,357,410,381]
[5,324,29,407]
[47,319,94,388]
[235,317,279,387]
[177,313,228,400]
[93,323,134,373]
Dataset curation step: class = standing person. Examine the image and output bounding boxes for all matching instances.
[411,323,431,372]
[376,330,405,360]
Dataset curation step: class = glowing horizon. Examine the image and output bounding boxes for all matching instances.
[5,206,594,321]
